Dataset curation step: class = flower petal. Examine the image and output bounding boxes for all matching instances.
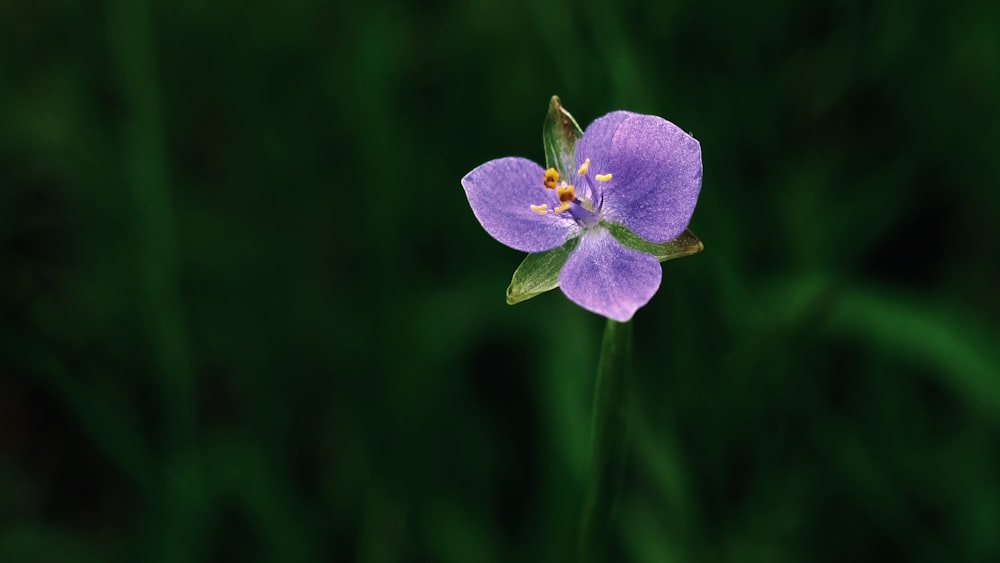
[462,157,578,252]
[582,113,702,243]
[573,111,635,202]
[558,228,662,322]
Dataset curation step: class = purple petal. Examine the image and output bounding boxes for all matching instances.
[573,111,635,201]
[462,157,578,252]
[580,113,702,243]
[558,228,662,322]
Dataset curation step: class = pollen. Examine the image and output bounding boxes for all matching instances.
[553,184,576,214]
[577,158,590,176]
[557,184,575,203]
[530,204,548,215]
[543,168,560,189]
[595,173,612,182]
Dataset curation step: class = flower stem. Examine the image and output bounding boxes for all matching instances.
[578,318,632,563]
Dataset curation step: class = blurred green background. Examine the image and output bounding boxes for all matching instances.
[2,0,999,561]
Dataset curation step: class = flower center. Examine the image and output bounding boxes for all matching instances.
[530,160,612,229]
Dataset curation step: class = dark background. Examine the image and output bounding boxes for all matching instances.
[2,0,999,561]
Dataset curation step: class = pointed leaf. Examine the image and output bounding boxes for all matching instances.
[506,237,579,305]
[606,224,704,262]
[543,95,584,179]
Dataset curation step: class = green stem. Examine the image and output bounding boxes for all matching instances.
[578,318,633,562]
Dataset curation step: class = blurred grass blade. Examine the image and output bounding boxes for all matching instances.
[506,238,578,304]
[607,224,704,262]
[543,95,583,178]
[579,318,632,563]
[829,288,1000,419]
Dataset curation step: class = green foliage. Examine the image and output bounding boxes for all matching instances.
[2,0,1000,562]
[506,237,578,304]
[543,95,584,179]
[607,224,704,263]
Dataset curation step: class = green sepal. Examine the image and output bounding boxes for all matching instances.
[543,95,583,179]
[606,223,704,262]
[506,237,580,305]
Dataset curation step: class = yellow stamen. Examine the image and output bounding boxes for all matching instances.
[530,204,548,215]
[595,173,612,182]
[553,184,576,214]
[577,158,590,176]
[543,168,560,189]
[557,184,575,204]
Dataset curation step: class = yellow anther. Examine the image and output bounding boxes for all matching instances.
[556,184,575,204]
[554,202,571,213]
[543,168,560,189]
[577,158,590,176]
[595,173,613,182]
[530,204,548,215]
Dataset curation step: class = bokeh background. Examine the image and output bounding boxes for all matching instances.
[3,0,1000,561]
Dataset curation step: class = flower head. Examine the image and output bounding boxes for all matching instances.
[462,108,702,321]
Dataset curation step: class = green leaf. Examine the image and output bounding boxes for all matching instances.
[506,237,579,305]
[606,223,704,262]
[543,95,583,179]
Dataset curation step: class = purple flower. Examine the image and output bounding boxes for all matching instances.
[462,111,702,322]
